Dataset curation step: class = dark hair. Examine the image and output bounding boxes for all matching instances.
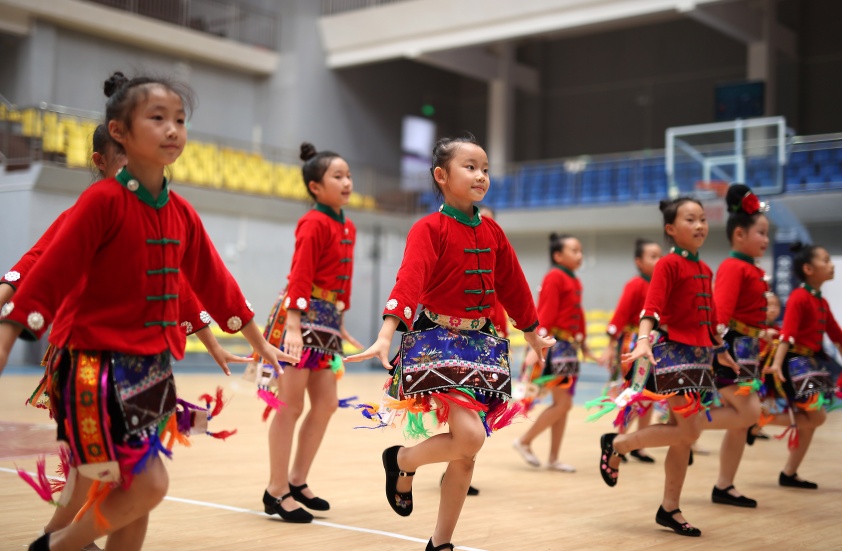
[300,142,343,200]
[725,183,764,243]
[634,238,656,259]
[658,196,704,245]
[90,123,123,179]
[790,241,821,282]
[103,71,195,133]
[549,232,574,263]
[429,133,481,200]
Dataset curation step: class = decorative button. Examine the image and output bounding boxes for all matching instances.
[404,307,412,319]
[296,297,307,310]
[575,333,584,342]
[181,321,193,333]
[246,300,254,312]
[3,271,20,282]
[538,327,548,337]
[306,337,312,344]
[199,311,211,324]
[227,316,242,331]
[127,179,140,191]
[678,378,684,384]
[510,318,517,327]
[284,297,291,309]
[27,312,45,331]
[716,324,727,335]
[131,415,139,426]
[681,250,688,258]
[0,302,13,317]
[386,299,398,311]
[336,300,346,312]
[344,228,349,234]
[406,374,413,382]
[607,324,617,335]
[491,373,498,381]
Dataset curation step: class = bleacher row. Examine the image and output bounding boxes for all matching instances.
[0,106,378,210]
[418,147,842,212]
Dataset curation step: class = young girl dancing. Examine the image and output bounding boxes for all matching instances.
[261,142,361,523]
[764,242,840,489]
[0,72,296,551]
[600,197,739,537]
[346,135,554,551]
[703,184,769,508]
[600,238,662,463]
[513,233,592,472]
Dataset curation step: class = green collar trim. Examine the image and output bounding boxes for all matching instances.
[671,246,699,262]
[439,203,481,227]
[638,271,651,283]
[729,250,756,265]
[802,283,822,299]
[553,264,577,279]
[115,167,169,209]
[314,202,345,224]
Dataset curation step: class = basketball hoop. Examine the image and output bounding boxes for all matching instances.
[695,180,730,197]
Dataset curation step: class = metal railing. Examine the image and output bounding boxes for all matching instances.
[321,0,416,16]
[85,0,278,50]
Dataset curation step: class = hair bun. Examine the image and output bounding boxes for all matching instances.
[300,142,318,162]
[658,199,671,213]
[103,71,129,98]
[789,241,805,254]
[726,183,753,211]
[549,232,559,242]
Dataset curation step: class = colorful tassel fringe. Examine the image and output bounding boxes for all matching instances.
[16,457,56,505]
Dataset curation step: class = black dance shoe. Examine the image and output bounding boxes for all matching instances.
[599,433,620,487]
[746,425,758,446]
[263,490,314,523]
[29,533,50,551]
[711,485,757,508]
[426,539,455,550]
[655,506,701,537]
[383,445,415,516]
[289,483,330,511]
[630,449,656,463]
[779,471,818,489]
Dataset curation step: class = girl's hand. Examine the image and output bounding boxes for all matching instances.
[718,351,741,375]
[345,336,393,369]
[340,324,363,351]
[763,362,786,382]
[0,322,23,377]
[623,338,656,366]
[239,320,299,375]
[282,325,304,364]
[523,332,556,363]
[763,328,779,343]
[581,343,599,363]
[598,345,616,368]
[207,346,253,376]
[523,346,539,369]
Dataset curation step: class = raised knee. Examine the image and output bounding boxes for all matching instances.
[678,424,702,446]
[812,409,827,427]
[457,429,486,459]
[145,469,169,507]
[742,400,762,426]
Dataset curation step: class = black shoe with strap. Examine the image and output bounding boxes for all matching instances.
[289,482,330,511]
[426,539,455,550]
[630,449,656,463]
[263,490,314,523]
[712,485,757,507]
[383,445,415,516]
[599,433,619,487]
[655,506,701,537]
[28,533,50,551]
[746,424,758,446]
[779,471,818,489]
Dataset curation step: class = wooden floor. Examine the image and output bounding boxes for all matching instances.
[1,370,840,550]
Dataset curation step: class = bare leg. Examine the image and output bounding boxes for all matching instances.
[267,367,309,510]
[289,368,338,498]
[430,403,487,547]
[44,468,93,533]
[47,456,169,551]
[519,386,570,447]
[710,388,761,494]
[783,408,826,476]
[547,388,573,463]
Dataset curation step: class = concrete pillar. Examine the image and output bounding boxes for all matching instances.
[747,0,775,116]
[486,43,515,177]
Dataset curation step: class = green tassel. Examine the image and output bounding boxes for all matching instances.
[737,379,762,393]
[532,374,558,387]
[584,399,617,422]
[404,412,431,439]
[329,354,345,377]
[825,395,842,412]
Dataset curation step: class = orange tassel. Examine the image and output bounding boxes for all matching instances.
[74,480,113,532]
[672,393,702,417]
[162,415,190,451]
[734,385,752,397]
[757,412,775,428]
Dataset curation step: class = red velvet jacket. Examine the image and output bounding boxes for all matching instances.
[780,285,842,353]
[383,205,538,332]
[284,203,355,313]
[489,306,509,338]
[536,265,586,342]
[713,252,769,332]
[641,247,717,347]
[607,274,649,338]
[0,170,252,359]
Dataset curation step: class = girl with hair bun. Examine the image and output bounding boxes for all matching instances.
[260,142,361,523]
[763,241,840,489]
[0,71,296,551]
[598,196,739,538]
[346,134,554,551]
[600,237,663,463]
[513,232,593,472]
[700,184,770,509]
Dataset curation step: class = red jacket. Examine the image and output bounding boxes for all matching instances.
[284,203,355,313]
[536,265,586,342]
[641,247,717,347]
[0,171,252,359]
[713,253,769,332]
[780,285,842,353]
[383,204,538,332]
[489,306,509,338]
[607,274,649,338]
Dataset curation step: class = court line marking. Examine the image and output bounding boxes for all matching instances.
[0,467,488,551]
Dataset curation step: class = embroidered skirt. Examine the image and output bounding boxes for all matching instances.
[713,331,762,392]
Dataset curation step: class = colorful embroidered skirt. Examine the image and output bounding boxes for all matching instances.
[779,353,833,409]
[713,331,762,393]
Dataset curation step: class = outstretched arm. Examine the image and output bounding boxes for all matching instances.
[193,326,252,376]
[345,316,400,369]
[240,320,299,375]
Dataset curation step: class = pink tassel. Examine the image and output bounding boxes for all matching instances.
[199,387,227,419]
[257,388,285,412]
[17,456,55,503]
[486,402,525,432]
[207,429,238,440]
